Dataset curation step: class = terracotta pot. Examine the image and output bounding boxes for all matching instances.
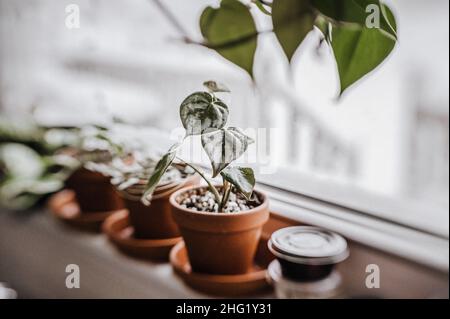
[66,168,124,212]
[121,175,200,239]
[170,186,270,275]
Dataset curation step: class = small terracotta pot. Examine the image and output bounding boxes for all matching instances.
[121,175,200,239]
[66,168,124,212]
[170,186,270,275]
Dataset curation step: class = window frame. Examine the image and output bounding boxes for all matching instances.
[255,166,449,238]
[256,179,449,272]
[143,128,449,272]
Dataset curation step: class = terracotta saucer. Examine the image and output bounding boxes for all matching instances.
[102,210,182,261]
[170,240,274,297]
[48,190,122,232]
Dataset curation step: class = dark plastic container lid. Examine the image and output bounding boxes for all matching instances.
[268,226,349,266]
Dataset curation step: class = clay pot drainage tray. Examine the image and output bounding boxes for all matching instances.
[102,210,182,261]
[48,190,123,232]
[169,239,274,297]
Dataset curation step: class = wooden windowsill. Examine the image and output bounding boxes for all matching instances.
[0,208,447,298]
[263,213,448,298]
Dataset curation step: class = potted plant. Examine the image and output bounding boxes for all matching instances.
[61,126,125,212]
[143,81,269,275]
[0,118,83,210]
[0,143,76,210]
[105,152,199,239]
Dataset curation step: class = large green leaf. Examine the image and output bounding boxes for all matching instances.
[200,0,257,78]
[180,92,229,136]
[331,23,396,95]
[220,166,255,200]
[380,3,397,34]
[311,0,397,38]
[201,127,254,177]
[142,143,180,204]
[272,0,315,62]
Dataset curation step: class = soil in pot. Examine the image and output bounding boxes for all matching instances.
[66,168,124,212]
[120,174,200,239]
[170,186,270,275]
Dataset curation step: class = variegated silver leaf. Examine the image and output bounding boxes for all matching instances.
[180,92,229,136]
[220,166,255,200]
[142,143,180,205]
[201,127,254,177]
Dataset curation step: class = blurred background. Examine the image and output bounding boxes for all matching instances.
[1,0,447,227]
[0,0,448,283]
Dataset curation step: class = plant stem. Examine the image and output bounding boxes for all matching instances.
[176,157,221,204]
[196,29,272,50]
[219,180,232,212]
[224,184,232,204]
[149,0,273,50]
[218,180,230,212]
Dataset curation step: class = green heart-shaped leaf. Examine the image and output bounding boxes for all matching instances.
[201,127,254,177]
[380,3,397,35]
[180,92,229,136]
[221,166,255,199]
[272,0,315,62]
[200,0,257,78]
[311,0,397,38]
[331,23,396,95]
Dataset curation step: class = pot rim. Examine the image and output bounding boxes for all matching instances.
[69,167,111,181]
[169,184,269,216]
[118,174,200,201]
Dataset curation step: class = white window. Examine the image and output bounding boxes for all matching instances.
[0,0,448,241]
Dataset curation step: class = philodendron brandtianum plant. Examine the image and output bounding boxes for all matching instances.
[0,119,82,210]
[0,143,77,210]
[168,0,398,96]
[143,81,255,213]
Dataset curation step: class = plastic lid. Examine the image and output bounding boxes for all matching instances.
[268,226,349,266]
